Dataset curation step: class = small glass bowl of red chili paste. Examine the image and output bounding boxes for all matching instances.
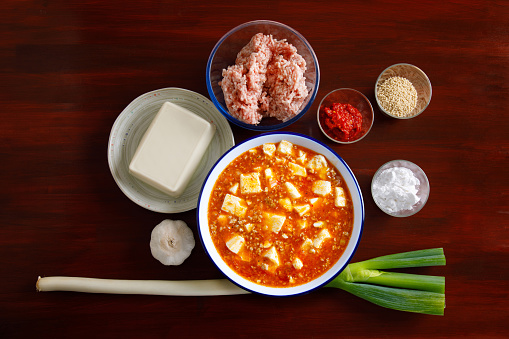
[317,88,374,144]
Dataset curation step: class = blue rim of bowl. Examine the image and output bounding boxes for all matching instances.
[196,131,364,296]
[317,88,374,144]
[205,20,320,131]
[374,63,432,119]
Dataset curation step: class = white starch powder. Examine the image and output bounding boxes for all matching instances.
[372,167,421,213]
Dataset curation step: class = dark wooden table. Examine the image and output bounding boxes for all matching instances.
[1,0,508,337]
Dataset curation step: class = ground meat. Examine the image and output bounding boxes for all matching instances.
[219,33,309,125]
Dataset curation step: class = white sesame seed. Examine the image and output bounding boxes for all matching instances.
[377,76,418,117]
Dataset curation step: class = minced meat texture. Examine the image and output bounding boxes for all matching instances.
[219,33,309,125]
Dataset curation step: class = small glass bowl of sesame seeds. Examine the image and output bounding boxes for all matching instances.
[375,63,432,119]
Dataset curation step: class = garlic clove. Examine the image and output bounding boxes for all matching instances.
[150,219,195,266]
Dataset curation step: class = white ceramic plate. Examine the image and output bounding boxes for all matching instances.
[108,88,234,213]
[197,132,364,296]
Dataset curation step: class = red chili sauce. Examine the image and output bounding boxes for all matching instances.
[320,103,363,142]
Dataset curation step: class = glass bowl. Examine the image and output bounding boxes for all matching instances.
[197,132,364,296]
[317,88,374,144]
[375,63,432,119]
[206,20,320,131]
[371,160,430,217]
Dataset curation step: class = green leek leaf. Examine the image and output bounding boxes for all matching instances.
[327,248,446,315]
[331,280,445,316]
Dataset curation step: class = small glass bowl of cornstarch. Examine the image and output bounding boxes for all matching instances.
[375,63,432,119]
[371,160,430,217]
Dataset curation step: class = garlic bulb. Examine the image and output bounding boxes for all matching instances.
[150,219,195,265]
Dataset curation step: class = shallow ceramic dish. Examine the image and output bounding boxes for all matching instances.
[197,132,364,296]
[317,88,374,144]
[206,20,320,131]
[108,88,234,213]
[375,63,432,119]
[371,159,430,217]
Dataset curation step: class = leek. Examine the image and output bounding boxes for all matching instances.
[36,248,446,315]
[326,248,446,315]
[36,276,249,296]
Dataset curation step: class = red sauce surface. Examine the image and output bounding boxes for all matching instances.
[320,103,363,142]
[208,141,354,287]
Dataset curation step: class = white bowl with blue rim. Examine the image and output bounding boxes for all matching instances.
[197,132,364,296]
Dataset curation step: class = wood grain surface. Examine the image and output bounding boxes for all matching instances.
[1,0,508,337]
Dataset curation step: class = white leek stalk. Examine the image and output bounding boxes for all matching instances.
[36,248,446,316]
[36,276,249,296]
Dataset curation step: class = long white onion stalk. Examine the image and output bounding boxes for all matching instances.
[36,276,249,296]
[37,249,445,315]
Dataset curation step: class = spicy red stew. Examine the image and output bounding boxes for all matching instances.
[208,140,354,287]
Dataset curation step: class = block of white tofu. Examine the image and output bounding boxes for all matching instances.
[277,140,293,155]
[217,214,228,225]
[263,212,286,233]
[313,229,332,248]
[335,187,347,207]
[307,155,328,171]
[292,258,303,270]
[263,246,279,266]
[309,198,320,206]
[226,235,245,254]
[297,150,307,164]
[263,143,276,156]
[264,168,277,188]
[265,168,273,179]
[312,180,332,196]
[244,223,254,232]
[293,204,310,216]
[289,162,307,177]
[279,198,293,211]
[240,173,262,194]
[221,194,247,218]
[129,102,216,198]
[296,219,307,229]
[285,182,301,199]
[301,238,313,252]
[229,183,239,194]
[313,221,325,228]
